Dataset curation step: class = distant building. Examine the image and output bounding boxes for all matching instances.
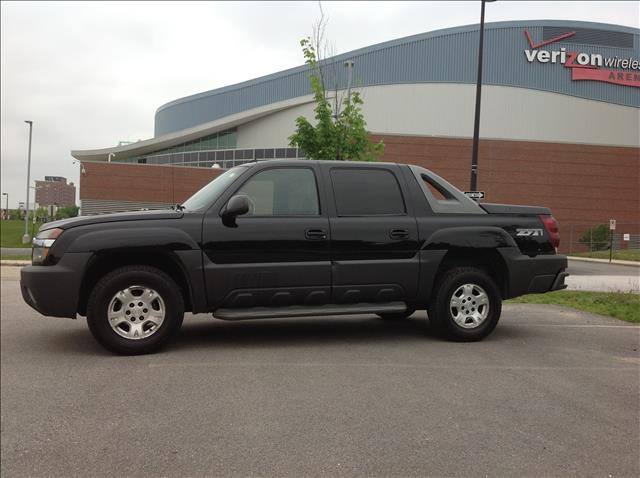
[35,176,76,207]
[72,20,639,229]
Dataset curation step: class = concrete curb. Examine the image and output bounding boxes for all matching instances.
[568,256,640,268]
[1,260,30,267]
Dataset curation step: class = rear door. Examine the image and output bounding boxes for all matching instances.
[323,164,420,304]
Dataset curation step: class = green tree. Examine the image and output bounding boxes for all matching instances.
[56,205,79,219]
[35,206,48,220]
[580,223,610,251]
[288,19,383,161]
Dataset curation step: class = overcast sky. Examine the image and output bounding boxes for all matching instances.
[1,1,638,208]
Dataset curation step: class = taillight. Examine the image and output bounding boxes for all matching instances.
[539,214,559,249]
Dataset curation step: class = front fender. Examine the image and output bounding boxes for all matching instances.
[65,227,199,253]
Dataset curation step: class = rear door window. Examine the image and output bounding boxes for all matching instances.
[330,168,406,216]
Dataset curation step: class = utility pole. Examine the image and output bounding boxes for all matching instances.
[469,0,495,192]
[344,60,354,104]
[23,120,33,243]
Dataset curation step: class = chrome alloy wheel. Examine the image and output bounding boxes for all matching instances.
[107,286,166,340]
[449,283,490,329]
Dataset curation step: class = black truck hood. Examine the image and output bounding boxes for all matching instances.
[40,209,184,231]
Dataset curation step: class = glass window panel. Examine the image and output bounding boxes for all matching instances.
[264,149,274,159]
[227,130,237,148]
[237,168,319,216]
[218,133,228,148]
[330,168,406,216]
[255,149,264,159]
[275,148,286,158]
[286,148,297,158]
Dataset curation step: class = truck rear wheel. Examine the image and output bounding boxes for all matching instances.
[427,267,501,341]
[86,265,184,355]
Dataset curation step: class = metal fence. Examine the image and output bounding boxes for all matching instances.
[564,221,640,257]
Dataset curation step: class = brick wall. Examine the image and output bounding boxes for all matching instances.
[80,136,639,244]
[372,135,640,227]
[80,162,225,204]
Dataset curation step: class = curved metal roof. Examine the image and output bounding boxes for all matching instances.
[154,20,640,137]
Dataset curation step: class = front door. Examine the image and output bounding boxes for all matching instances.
[202,164,331,309]
[323,164,420,304]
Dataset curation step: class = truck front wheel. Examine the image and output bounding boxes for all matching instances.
[86,265,184,355]
[427,267,501,341]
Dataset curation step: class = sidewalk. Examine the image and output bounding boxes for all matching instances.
[568,256,639,267]
[566,275,639,294]
[1,260,30,267]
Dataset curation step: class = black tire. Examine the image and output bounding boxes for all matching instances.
[86,265,184,355]
[377,309,415,320]
[427,267,501,341]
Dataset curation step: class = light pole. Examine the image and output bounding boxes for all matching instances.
[469,0,495,192]
[1,192,7,219]
[344,60,354,104]
[23,120,33,243]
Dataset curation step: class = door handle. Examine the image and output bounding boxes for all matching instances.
[389,228,409,240]
[305,229,327,240]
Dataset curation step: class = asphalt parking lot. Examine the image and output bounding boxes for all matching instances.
[1,268,639,477]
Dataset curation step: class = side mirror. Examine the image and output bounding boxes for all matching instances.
[222,195,249,223]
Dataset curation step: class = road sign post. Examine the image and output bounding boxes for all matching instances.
[609,219,616,263]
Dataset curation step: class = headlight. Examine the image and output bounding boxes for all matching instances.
[32,228,64,264]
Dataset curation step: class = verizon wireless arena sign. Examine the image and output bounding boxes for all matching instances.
[523,29,640,88]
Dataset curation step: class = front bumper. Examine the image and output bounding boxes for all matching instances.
[20,252,92,318]
[498,248,569,299]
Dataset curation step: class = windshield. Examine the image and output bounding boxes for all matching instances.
[181,167,247,211]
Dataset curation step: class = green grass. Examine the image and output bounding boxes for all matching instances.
[0,254,31,261]
[508,291,640,323]
[0,220,40,248]
[569,249,640,262]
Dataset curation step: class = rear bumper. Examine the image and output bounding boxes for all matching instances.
[20,253,91,318]
[498,248,568,299]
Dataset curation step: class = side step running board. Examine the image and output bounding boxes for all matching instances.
[214,302,407,321]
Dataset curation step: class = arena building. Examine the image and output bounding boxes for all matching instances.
[72,20,639,246]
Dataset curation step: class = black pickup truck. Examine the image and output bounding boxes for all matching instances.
[21,160,568,354]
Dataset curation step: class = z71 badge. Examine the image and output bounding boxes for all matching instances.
[516,228,544,237]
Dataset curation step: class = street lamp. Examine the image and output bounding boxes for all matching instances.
[469,0,496,193]
[1,192,7,219]
[344,60,354,104]
[22,120,33,243]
